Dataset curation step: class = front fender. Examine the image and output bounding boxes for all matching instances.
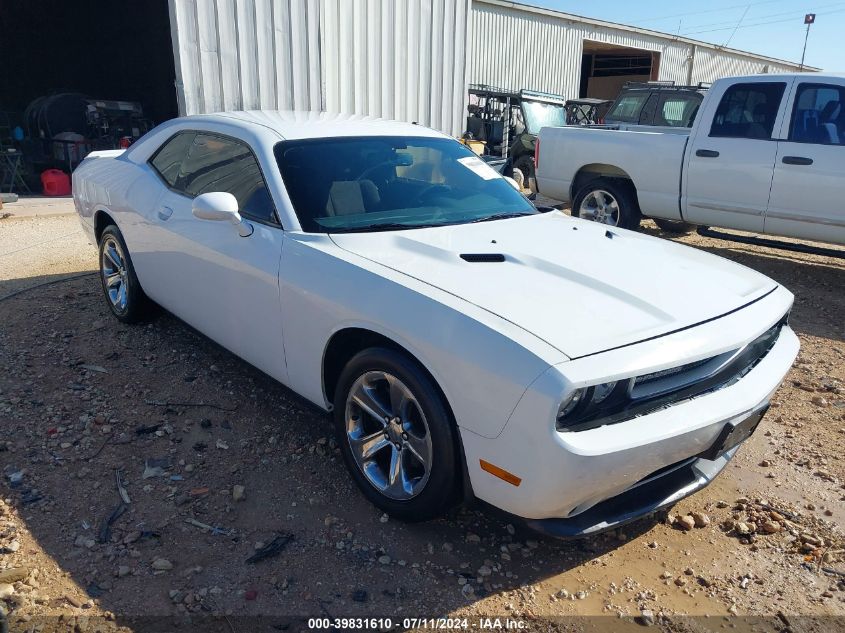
[278,234,564,439]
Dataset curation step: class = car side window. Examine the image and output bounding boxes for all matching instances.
[710,82,786,140]
[658,94,701,127]
[178,134,277,224]
[149,131,195,187]
[607,93,650,123]
[637,93,659,125]
[789,83,844,145]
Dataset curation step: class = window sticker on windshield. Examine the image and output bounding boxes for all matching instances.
[457,156,501,180]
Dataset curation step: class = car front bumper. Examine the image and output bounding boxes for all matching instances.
[521,448,735,538]
[459,287,799,532]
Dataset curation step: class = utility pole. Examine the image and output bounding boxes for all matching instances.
[800,13,816,71]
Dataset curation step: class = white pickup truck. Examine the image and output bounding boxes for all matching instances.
[536,73,845,245]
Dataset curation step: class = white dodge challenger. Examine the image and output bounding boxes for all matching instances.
[73,111,799,537]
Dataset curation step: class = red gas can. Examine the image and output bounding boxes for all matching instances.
[41,169,71,196]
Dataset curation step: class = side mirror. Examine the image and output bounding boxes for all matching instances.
[192,192,253,236]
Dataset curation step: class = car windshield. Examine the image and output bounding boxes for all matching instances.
[275,136,536,233]
[522,100,567,134]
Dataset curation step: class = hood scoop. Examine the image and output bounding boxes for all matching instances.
[460,253,505,263]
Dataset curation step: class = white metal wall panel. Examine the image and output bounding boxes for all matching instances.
[169,0,469,136]
[170,0,323,116]
[469,0,804,98]
[690,47,797,84]
[318,0,470,136]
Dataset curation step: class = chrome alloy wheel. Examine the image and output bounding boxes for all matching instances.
[345,371,433,500]
[579,189,620,226]
[100,236,129,313]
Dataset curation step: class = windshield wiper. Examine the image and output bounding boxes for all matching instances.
[329,222,446,233]
[466,212,535,224]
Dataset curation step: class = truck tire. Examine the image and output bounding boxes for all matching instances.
[572,178,641,230]
[653,218,696,234]
[513,155,535,192]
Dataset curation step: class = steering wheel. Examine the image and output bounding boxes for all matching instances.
[355,160,395,183]
[417,183,452,202]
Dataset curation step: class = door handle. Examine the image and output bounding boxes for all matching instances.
[695,149,720,158]
[782,156,813,166]
[157,206,173,221]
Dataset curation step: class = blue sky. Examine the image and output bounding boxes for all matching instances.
[529,0,845,71]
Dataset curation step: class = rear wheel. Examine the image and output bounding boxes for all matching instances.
[513,155,535,193]
[572,178,641,230]
[333,347,459,522]
[98,225,154,323]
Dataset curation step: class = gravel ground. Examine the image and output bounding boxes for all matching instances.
[0,212,843,632]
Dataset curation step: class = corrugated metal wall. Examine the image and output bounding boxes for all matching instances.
[320,0,470,136]
[168,0,470,136]
[469,0,803,97]
[690,47,798,84]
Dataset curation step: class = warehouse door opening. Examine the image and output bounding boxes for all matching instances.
[0,0,177,186]
[579,41,660,100]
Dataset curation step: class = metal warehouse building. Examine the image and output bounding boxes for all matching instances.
[469,0,806,101]
[0,0,812,142]
[166,0,808,136]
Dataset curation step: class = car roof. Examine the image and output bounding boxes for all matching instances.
[180,110,448,141]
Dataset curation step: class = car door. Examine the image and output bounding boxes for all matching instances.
[766,79,845,244]
[147,131,288,383]
[683,80,790,231]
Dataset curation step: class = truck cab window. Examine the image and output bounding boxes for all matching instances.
[790,83,844,145]
[710,82,786,140]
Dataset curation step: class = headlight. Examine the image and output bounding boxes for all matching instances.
[556,381,621,427]
[591,381,617,404]
[557,388,585,418]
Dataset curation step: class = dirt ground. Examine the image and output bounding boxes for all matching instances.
[0,211,843,633]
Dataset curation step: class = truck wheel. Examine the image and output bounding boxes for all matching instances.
[513,155,535,192]
[572,178,641,230]
[653,218,696,234]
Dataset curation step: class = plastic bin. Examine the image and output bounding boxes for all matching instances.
[41,169,71,196]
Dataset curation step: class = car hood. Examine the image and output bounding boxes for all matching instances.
[330,212,777,358]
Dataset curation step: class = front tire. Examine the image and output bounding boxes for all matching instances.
[333,347,459,522]
[98,225,154,324]
[572,178,641,230]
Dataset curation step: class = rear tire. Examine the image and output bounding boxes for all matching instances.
[513,155,535,193]
[333,347,460,522]
[653,218,696,234]
[572,178,641,230]
[98,225,155,324]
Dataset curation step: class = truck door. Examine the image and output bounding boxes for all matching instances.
[682,80,789,231]
[766,79,845,244]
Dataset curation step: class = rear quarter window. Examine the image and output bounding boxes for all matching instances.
[606,93,650,123]
[149,131,195,187]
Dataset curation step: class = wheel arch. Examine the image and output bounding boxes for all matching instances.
[571,165,642,220]
[322,327,445,414]
[93,207,117,244]
[571,163,636,200]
